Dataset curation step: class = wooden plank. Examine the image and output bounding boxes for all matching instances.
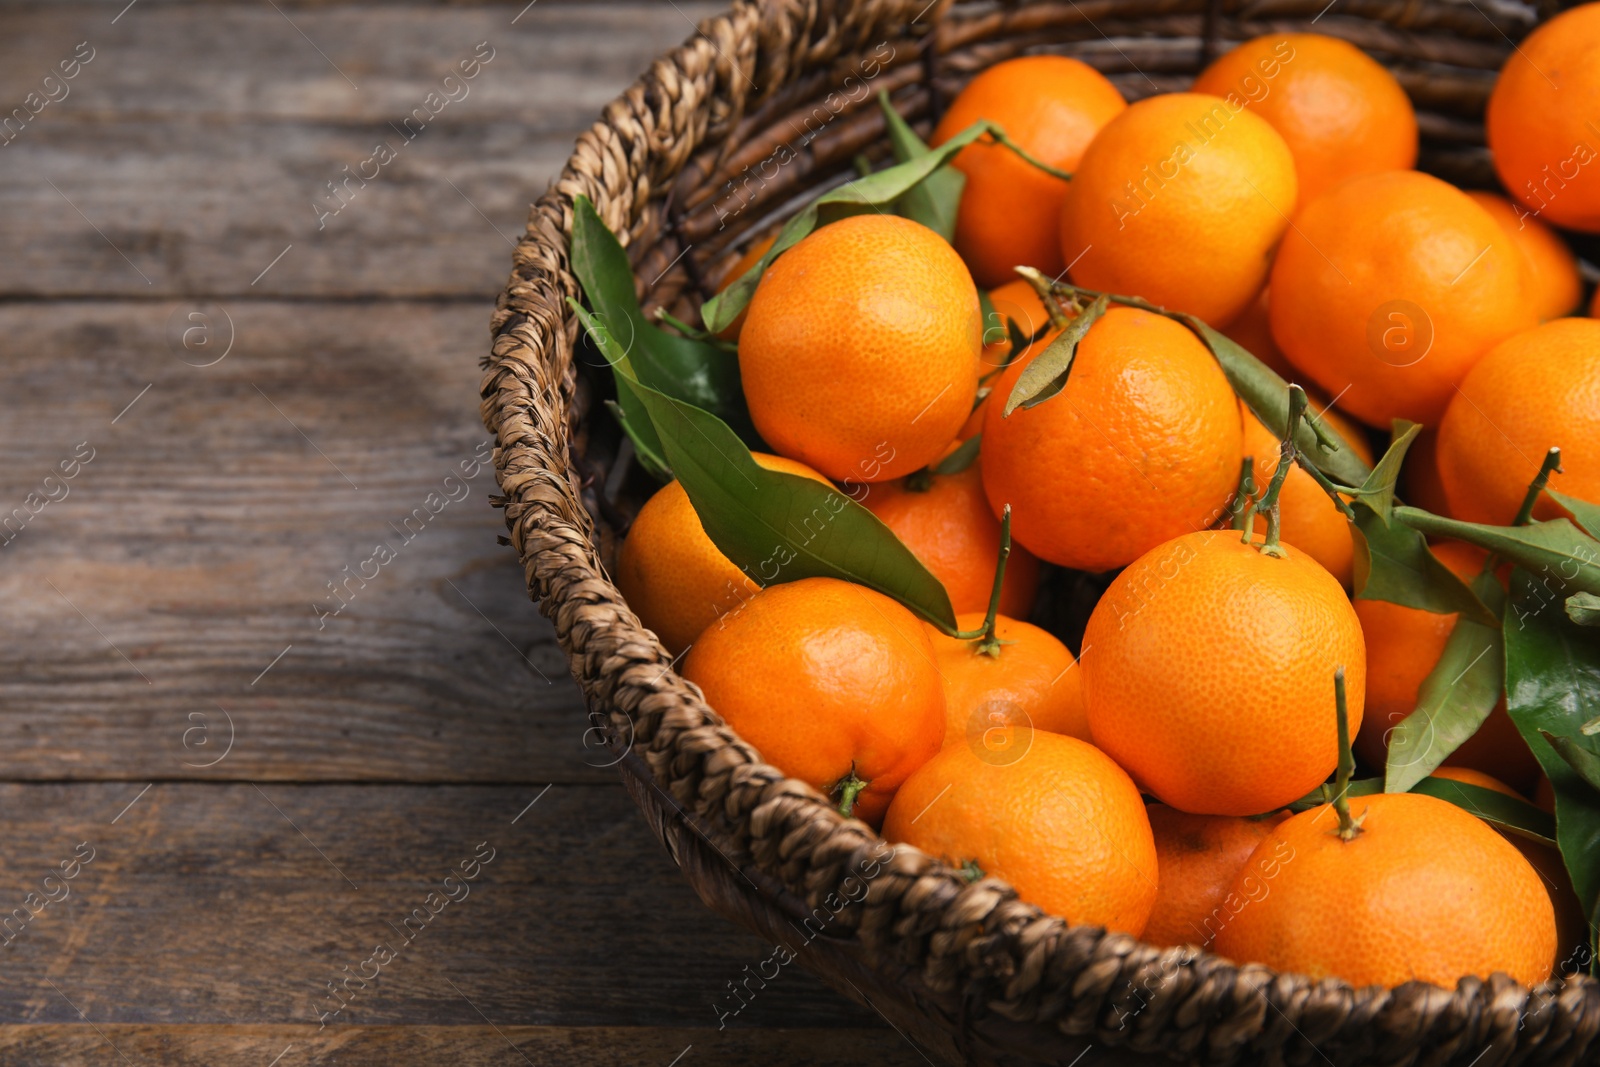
[0,1025,930,1067]
[0,782,892,1035]
[0,300,605,782]
[0,4,718,299]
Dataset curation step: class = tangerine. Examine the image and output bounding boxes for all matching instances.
[980,306,1243,573]
[928,613,1089,753]
[1466,191,1582,323]
[882,732,1157,935]
[740,214,982,483]
[681,577,945,826]
[1082,529,1366,816]
[1437,317,1600,526]
[1269,169,1535,427]
[932,56,1126,289]
[1192,32,1416,205]
[1143,805,1289,949]
[1058,92,1297,326]
[1214,792,1556,988]
[616,452,829,655]
[863,461,1039,618]
[1486,3,1600,233]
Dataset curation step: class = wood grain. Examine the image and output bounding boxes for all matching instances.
[0,783,899,1035]
[0,4,718,299]
[0,1025,929,1067]
[0,300,622,782]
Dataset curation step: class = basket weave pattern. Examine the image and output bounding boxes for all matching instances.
[480,2,1600,1062]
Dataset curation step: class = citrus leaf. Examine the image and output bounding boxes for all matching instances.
[1285,775,1555,845]
[1410,776,1558,846]
[1395,507,1600,598]
[603,399,671,482]
[978,288,1001,347]
[569,196,759,446]
[878,89,964,243]
[1002,294,1107,415]
[1385,565,1508,792]
[573,300,959,630]
[1348,420,1421,526]
[700,121,996,334]
[1350,501,1499,625]
[1569,592,1600,627]
[1541,730,1600,794]
[1181,318,1373,488]
[1504,567,1600,936]
[933,434,980,476]
[1550,489,1600,539]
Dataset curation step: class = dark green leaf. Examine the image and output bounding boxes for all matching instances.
[878,90,965,242]
[569,196,760,445]
[1550,489,1600,539]
[1350,501,1499,625]
[977,288,1001,348]
[1348,421,1420,526]
[1505,567,1600,938]
[1569,592,1600,627]
[1286,775,1555,845]
[1395,507,1600,598]
[700,122,995,334]
[1410,776,1558,846]
[1541,731,1600,794]
[1183,317,1373,488]
[1385,565,1508,792]
[603,399,671,482]
[575,297,959,630]
[1002,294,1108,415]
[933,434,980,476]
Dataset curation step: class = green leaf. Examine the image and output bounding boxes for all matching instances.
[1569,592,1600,627]
[1182,318,1373,488]
[1550,489,1600,539]
[1410,776,1558,846]
[1385,565,1508,792]
[1349,501,1499,625]
[977,288,1001,347]
[1002,294,1108,415]
[573,299,959,630]
[700,121,995,334]
[1504,567,1600,938]
[603,399,671,482]
[569,196,760,446]
[1347,421,1420,526]
[878,90,965,243]
[1394,507,1600,598]
[1541,730,1600,793]
[1286,775,1555,845]
[933,434,980,476]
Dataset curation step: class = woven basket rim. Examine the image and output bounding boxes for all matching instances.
[479,1,1599,1062]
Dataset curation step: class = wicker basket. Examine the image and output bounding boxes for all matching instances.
[480,2,1600,1062]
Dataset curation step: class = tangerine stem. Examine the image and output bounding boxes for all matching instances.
[1513,447,1564,527]
[835,770,869,819]
[983,124,1074,181]
[1257,385,1307,558]
[1332,667,1363,842]
[973,505,1013,658]
[1013,266,1073,330]
[1230,457,1257,535]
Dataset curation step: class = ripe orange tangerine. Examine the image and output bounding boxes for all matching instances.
[740,214,982,483]
[1058,91,1297,326]
[883,732,1158,935]
[980,306,1242,573]
[932,56,1126,289]
[928,613,1088,753]
[1083,529,1366,816]
[682,577,945,827]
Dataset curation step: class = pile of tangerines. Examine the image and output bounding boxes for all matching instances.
[592,7,1600,992]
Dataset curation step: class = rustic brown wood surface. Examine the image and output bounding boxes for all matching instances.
[0,3,934,1063]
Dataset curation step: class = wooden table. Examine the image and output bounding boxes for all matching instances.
[0,3,926,1062]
